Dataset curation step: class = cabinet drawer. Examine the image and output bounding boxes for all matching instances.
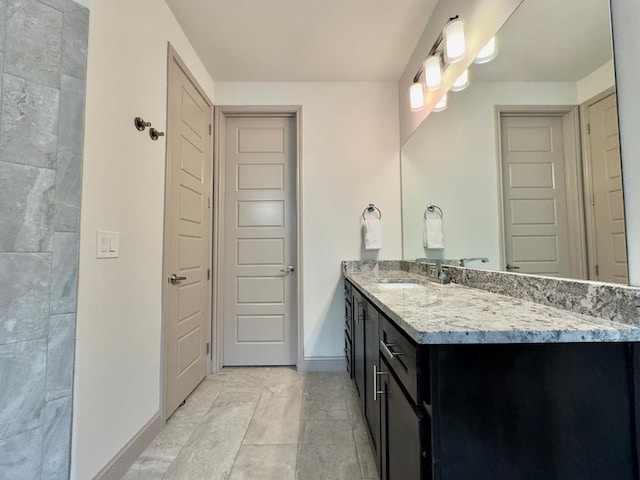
[379,316,418,403]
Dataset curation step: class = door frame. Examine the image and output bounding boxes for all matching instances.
[494,105,587,279]
[212,105,304,372]
[161,43,214,421]
[578,87,618,281]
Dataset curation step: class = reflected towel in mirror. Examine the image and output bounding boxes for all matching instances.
[424,218,444,249]
[364,218,383,250]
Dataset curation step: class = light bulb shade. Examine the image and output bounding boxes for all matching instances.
[443,19,466,64]
[409,83,425,111]
[423,55,442,91]
[433,93,448,112]
[474,36,497,64]
[451,69,469,92]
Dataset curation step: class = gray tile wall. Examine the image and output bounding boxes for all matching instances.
[0,0,88,478]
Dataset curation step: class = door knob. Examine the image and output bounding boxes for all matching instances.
[280,266,295,274]
[169,273,187,284]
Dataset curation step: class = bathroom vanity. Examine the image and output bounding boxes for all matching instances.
[343,261,640,480]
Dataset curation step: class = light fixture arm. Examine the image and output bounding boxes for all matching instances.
[412,15,460,83]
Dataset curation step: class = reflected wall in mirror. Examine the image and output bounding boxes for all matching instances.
[401,0,628,284]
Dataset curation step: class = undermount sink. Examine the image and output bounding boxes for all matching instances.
[376,280,426,289]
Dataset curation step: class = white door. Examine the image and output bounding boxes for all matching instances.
[223,116,297,366]
[500,115,571,277]
[587,94,628,284]
[163,49,212,419]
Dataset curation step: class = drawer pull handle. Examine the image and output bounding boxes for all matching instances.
[373,364,387,401]
[381,341,405,359]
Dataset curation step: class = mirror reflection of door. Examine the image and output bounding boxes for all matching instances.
[582,92,628,284]
[500,113,579,278]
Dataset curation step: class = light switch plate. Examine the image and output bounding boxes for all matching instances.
[96,230,119,258]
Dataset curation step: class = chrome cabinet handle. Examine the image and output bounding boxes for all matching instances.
[169,274,187,284]
[280,265,295,274]
[506,264,520,271]
[373,365,387,401]
[380,340,405,360]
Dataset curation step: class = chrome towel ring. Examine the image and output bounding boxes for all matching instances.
[362,204,382,221]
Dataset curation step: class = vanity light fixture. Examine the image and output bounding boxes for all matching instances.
[408,15,465,112]
[474,36,497,64]
[433,93,448,112]
[443,18,466,64]
[409,82,425,111]
[451,69,469,92]
[423,55,443,91]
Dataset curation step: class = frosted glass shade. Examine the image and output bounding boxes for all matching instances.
[443,19,465,63]
[475,36,497,64]
[409,83,425,111]
[423,55,442,91]
[451,69,469,92]
[433,93,448,112]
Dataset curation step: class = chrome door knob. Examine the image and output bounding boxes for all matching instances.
[280,266,295,274]
[169,273,187,284]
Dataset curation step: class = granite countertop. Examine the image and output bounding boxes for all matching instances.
[345,269,640,345]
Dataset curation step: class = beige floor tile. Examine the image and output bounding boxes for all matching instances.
[243,389,303,445]
[163,401,256,480]
[296,419,362,480]
[228,444,297,480]
[302,373,349,420]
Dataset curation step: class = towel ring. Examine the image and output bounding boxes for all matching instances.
[424,203,443,220]
[362,203,382,221]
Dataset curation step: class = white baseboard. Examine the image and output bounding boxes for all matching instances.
[95,411,163,480]
[301,356,346,372]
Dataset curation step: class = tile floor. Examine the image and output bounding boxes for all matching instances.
[122,368,379,480]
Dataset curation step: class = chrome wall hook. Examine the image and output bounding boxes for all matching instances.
[149,128,165,141]
[134,117,152,131]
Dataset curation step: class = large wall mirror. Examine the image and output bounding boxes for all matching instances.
[401,0,629,284]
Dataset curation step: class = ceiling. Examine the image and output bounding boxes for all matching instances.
[473,0,613,82]
[164,0,438,82]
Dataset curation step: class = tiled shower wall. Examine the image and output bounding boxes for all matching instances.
[0,0,88,478]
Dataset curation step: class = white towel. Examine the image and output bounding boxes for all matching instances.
[364,218,383,250]
[424,218,444,249]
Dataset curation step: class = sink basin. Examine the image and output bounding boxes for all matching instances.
[376,282,426,289]
[377,278,425,289]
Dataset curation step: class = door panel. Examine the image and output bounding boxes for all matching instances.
[164,52,212,420]
[501,115,571,277]
[587,93,628,284]
[223,116,297,365]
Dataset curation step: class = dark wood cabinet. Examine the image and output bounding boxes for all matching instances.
[379,356,425,480]
[344,278,640,480]
[364,301,380,462]
[352,289,365,401]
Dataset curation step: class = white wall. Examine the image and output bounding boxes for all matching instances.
[610,0,640,286]
[72,1,214,478]
[577,60,615,104]
[215,82,402,359]
[401,82,576,267]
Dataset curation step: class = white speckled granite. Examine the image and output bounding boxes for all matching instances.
[344,268,640,345]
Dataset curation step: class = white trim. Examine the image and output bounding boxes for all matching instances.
[301,356,347,372]
[212,106,303,372]
[94,412,162,480]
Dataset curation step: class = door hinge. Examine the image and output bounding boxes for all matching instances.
[586,123,591,134]
[209,124,212,135]
[207,196,211,209]
[595,265,600,276]
[207,268,211,281]
[206,342,210,355]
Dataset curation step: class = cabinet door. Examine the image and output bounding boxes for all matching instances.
[364,302,380,461]
[353,291,365,401]
[380,358,424,480]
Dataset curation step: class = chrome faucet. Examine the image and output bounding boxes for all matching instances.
[459,257,489,267]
